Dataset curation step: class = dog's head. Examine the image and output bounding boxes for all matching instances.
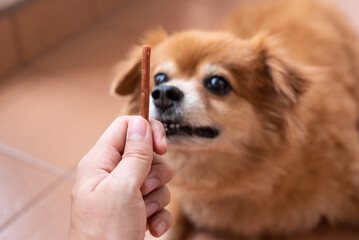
[112,29,307,161]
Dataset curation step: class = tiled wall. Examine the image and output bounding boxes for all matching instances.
[0,0,128,79]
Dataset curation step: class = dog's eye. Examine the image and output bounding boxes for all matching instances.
[154,73,169,85]
[204,75,231,95]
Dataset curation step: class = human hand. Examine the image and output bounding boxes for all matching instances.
[68,116,173,240]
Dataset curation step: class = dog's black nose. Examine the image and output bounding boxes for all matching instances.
[151,85,184,113]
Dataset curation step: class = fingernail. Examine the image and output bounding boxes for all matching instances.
[145,202,158,217]
[162,136,168,149]
[127,118,146,140]
[155,221,166,236]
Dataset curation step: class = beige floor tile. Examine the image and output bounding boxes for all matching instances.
[0,179,73,240]
[0,14,19,77]
[0,153,58,228]
[33,25,139,94]
[0,67,127,171]
[0,65,47,105]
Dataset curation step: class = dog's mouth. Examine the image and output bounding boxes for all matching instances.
[161,121,220,138]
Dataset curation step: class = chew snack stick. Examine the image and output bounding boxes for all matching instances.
[141,45,151,121]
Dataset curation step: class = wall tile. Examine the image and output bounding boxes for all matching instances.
[14,0,92,60]
[89,0,128,19]
[0,15,19,78]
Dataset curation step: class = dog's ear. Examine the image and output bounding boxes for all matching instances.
[111,46,142,97]
[250,33,308,106]
[111,28,167,113]
[249,33,310,141]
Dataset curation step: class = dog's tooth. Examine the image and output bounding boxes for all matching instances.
[176,123,180,129]
[170,123,175,129]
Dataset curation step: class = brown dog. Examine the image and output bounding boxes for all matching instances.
[112,0,359,239]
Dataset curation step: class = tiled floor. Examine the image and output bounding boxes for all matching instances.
[0,0,358,239]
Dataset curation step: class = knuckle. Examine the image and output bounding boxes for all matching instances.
[157,163,173,183]
[113,116,126,125]
[77,150,96,170]
[150,118,162,128]
[77,156,87,170]
[154,186,170,206]
[123,148,152,162]
[150,120,165,135]
[166,209,174,226]
[118,179,140,197]
[71,188,77,201]
[117,170,144,191]
[162,186,171,204]
[147,164,173,187]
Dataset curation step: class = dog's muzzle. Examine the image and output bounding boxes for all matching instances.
[151,85,184,113]
[151,85,220,139]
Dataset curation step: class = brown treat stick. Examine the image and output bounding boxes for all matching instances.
[141,45,151,121]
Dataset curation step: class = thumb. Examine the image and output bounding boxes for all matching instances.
[112,117,153,189]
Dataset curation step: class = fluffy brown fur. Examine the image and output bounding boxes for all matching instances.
[112,0,359,239]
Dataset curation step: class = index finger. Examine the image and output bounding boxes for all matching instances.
[149,118,167,155]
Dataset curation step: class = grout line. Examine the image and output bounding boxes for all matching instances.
[0,177,69,232]
[0,142,75,181]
